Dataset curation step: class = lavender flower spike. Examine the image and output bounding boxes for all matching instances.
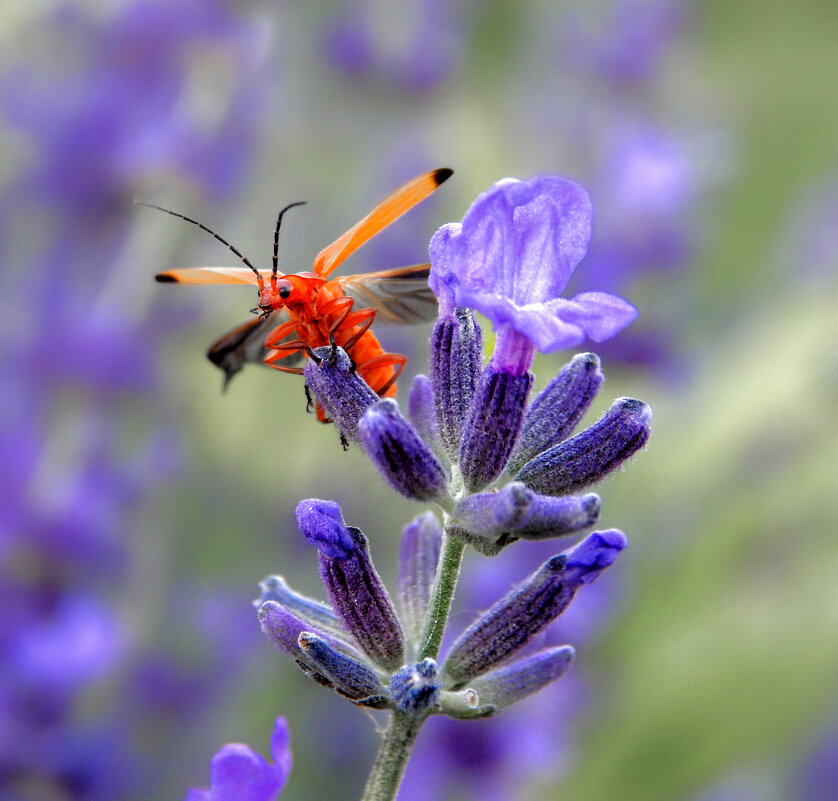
[296,499,405,670]
[184,716,292,801]
[442,530,627,686]
[303,344,378,445]
[516,397,652,496]
[358,399,449,502]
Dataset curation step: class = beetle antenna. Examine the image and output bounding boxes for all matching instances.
[135,200,261,280]
[273,201,306,277]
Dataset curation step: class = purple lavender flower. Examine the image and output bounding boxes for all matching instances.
[184,716,292,801]
[429,175,637,357]
[427,174,637,491]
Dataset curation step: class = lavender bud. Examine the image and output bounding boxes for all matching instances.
[297,632,389,707]
[303,345,378,445]
[442,530,627,685]
[389,658,441,713]
[301,505,405,670]
[514,492,601,540]
[398,512,443,646]
[515,398,651,496]
[451,483,535,538]
[257,601,359,663]
[466,645,575,711]
[256,575,346,641]
[295,498,355,559]
[358,399,449,502]
[430,308,483,462]
[459,368,533,492]
[407,374,444,458]
[508,352,604,473]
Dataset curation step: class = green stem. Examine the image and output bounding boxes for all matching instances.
[419,526,465,661]
[360,526,465,801]
[360,710,424,801]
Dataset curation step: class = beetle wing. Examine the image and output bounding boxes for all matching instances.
[335,265,438,326]
[313,168,452,279]
[206,310,302,389]
[156,267,272,286]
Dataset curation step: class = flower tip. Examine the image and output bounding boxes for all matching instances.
[581,493,601,517]
[574,351,601,371]
[295,498,356,559]
[555,644,576,670]
[544,554,569,573]
[566,529,628,582]
[613,397,653,425]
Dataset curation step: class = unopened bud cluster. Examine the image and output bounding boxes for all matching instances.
[257,501,626,720]
[302,308,650,555]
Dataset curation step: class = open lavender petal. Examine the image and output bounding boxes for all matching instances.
[508,352,604,473]
[398,512,443,646]
[296,499,405,671]
[441,530,627,686]
[358,399,449,502]
[515,397,652,495]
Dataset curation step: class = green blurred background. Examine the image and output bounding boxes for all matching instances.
[2,0,837,799]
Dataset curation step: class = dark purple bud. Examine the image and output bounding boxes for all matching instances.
[458,367,533,492]
[295,498,355,559]
[257,601,359,663]
[256,575,346,641]
[430,308,483,462]
[514,492,601,540]
[398,512,443,645]
[303,345,378,444]
[389,658,441,713]
[451,483,600,544]
[441,530,627,685]
[515,397,651,496]
[466,645,575,712]
[407,374,444,458]
[508,352,604,473]
[297,632,389,706]
[358,399,449,502]
[314,525,405,671]
[452,483,534,538]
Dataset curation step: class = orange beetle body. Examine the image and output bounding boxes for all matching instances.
[149,168,453,420]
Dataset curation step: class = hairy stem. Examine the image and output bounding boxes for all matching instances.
[360,525,465,801]
[360,710,424,801]
[419,525,465,661]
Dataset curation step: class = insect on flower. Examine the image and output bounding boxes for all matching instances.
[143,168,453,420]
